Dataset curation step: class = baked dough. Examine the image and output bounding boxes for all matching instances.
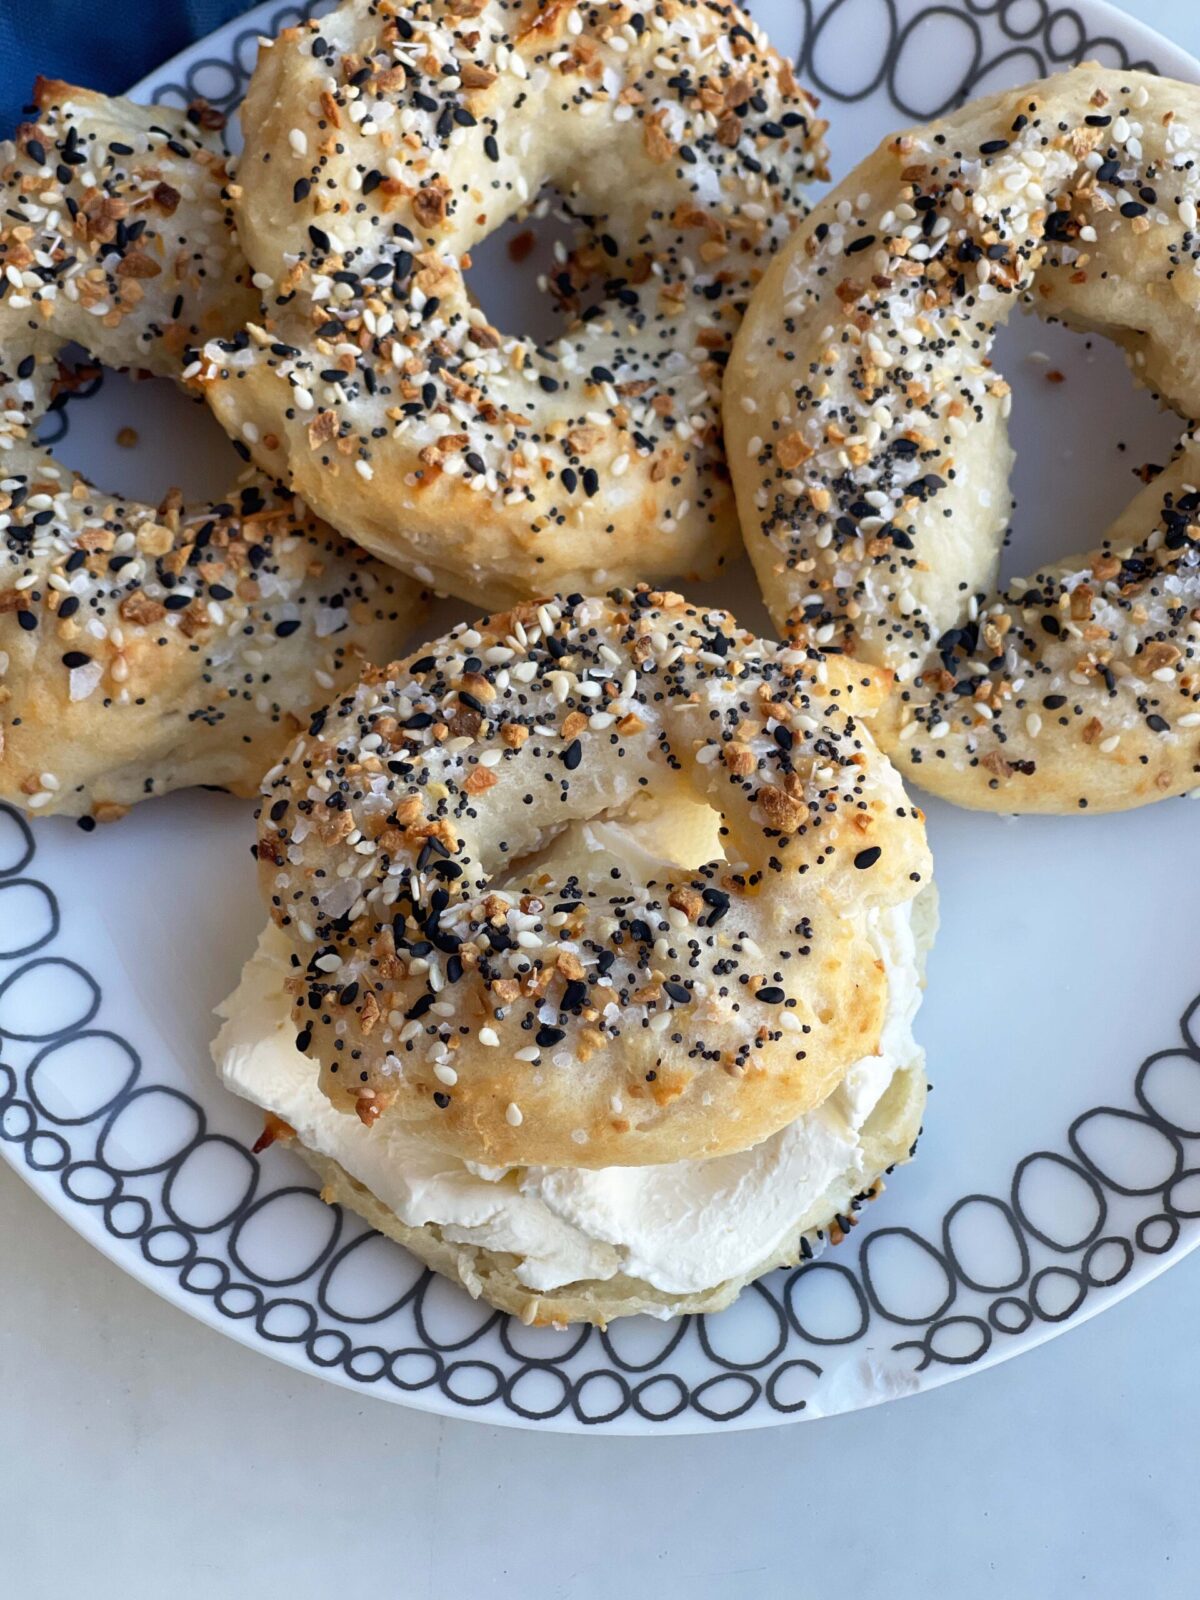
[256,587,932,1168]
[725,65,1200,813]
[0,82,427,819]
[196,0,829,605]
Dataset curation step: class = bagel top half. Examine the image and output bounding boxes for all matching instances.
[255,587,931,1169]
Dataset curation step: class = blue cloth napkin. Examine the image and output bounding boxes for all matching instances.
[0,0,250,134]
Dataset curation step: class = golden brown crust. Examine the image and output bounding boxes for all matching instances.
[197,0,829,605]
[257,588,932,1168]
[726,65,1200,814]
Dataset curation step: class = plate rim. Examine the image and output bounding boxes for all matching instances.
[3,0,1200,1435]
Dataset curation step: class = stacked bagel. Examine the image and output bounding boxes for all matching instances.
[214,588,935,1324]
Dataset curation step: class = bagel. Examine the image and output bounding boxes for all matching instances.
[252,587,932,1171]
[725,65,1200,814]
[195,0,829,605]
[0,83,427,819]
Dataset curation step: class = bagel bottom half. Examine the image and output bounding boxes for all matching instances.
[214,810,937,1328]
[298,1039,930,1328]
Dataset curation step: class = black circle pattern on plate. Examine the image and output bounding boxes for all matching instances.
[2,1,1195,1429]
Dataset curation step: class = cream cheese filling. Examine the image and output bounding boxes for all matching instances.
[213,898,920,1299]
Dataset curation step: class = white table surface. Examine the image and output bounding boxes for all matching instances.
[5,3,1200,1593]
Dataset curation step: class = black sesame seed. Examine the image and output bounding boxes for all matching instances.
[560,980,587,1013]
[702,887,729,921]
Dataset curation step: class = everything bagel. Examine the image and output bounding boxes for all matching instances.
[254,587,932,1170]
[0,83,426,819]
[726,65,1200,813]
[197,0,828,605]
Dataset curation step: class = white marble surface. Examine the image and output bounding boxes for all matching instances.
[5,2,1200,1593]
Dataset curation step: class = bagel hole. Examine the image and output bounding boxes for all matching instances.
[468,189,622,350]
[994,311,1183,579]
[36,346,245,505]
[490,789,726,898]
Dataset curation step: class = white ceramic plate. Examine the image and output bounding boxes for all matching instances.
[4,0,1200,1433]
